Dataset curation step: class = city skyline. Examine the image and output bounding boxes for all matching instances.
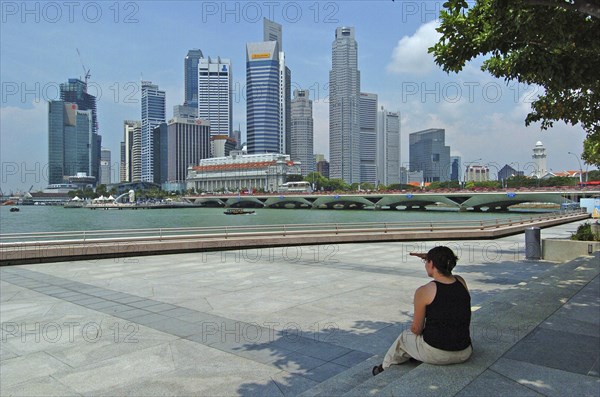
[0,1,591,193]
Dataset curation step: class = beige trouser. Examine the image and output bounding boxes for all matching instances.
[382,330,472,368]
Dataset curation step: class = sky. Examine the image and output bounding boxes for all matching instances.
[0,0,592,193]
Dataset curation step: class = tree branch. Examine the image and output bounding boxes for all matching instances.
[521,0,600,19]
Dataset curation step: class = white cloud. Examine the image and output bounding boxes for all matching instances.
[386,21,441,76]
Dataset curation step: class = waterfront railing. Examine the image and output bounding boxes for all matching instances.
[0,211,585,247]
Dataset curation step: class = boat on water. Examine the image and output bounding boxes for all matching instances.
[10,207,19,212]
[224,208,255,215]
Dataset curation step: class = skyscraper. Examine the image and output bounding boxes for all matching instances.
[291,89,314,176]
[359,92,378,184]
[141,81,166,182]
[329,26,361,184]
[198,57,232,136]
[231,129,242,149]
[152,122,168,185]
[60,78,98,133]
[120,120,141,182]
[450,156,461,182]
[409,128,451,182]
[246,41,279,154]
[100,147,111,185]
[246,18,291,155]
[263,18,282,48]
[48,78,101,186]
[48,102,98,185]
[132,122,142,182]
[378,108,401,186]
[166,118,211,182]
[184,49,204,109]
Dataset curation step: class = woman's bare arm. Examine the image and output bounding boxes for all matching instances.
[411,283,435,335]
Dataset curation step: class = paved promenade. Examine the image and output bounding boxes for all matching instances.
[1,220,598,396]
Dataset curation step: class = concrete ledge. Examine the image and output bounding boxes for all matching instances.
[543,239,600,262]
[0,213,590,265]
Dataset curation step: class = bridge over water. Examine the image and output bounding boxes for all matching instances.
[185,190,599,212]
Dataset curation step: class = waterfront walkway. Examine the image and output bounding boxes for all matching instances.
[1,220,598,396]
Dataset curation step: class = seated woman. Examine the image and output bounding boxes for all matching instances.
[373,246,472,375]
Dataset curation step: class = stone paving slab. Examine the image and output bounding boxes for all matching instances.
[1,375,83,397]
[504,327,600,375]
[490,358,600,397]
[455,369,545,397]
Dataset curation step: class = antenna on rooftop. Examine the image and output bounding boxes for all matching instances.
[76,48,91,90]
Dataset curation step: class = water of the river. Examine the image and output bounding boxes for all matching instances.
[0,206,554,234]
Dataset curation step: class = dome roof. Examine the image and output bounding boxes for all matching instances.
[536,141,543,146]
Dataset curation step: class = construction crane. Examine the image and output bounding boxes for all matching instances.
[76,48,91,89]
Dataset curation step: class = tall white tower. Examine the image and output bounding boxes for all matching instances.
[531,141,547,178]
[198,57,232,136]
[329,26,361,184]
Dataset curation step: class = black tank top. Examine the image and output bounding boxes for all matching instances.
[422,279,472,351]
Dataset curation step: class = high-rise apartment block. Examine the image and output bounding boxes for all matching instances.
[198,57,232,136]
[329,27,361,184]
[359,92,378,184]
[409,128,451,182]
[141,81,166,182]
[378,108,401,186]
[290,89,314,176]
[246,18,291,155]
[184,49,204,108]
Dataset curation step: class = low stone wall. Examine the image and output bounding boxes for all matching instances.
[542,239,600,262]
[1,212,591,266]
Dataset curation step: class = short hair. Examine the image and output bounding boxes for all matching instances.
[426,246,459,276]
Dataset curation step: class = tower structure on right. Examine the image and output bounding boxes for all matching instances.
[531,141,547,178]
[329,26,361,184]
[409,128,451,182]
